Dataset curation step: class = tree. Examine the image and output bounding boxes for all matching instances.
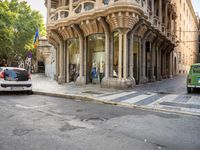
[0,0,46,66]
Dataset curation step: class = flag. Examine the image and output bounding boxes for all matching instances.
[34,28,39,49]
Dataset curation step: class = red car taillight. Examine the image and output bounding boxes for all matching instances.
[28,73,31,79]
[0,71,5,79]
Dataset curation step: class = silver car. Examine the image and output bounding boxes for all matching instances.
[0,67,32,94]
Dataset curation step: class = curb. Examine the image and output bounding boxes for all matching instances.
[33,91,200,118]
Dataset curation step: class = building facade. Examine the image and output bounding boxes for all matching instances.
[45,0,199,89]
[37,37,56,78]
[174,0,199,74]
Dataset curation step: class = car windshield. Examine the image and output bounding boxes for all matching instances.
[192,66,200,74]
[4,69,29,81]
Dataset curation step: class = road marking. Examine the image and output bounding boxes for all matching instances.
[121,93,156,104]
[15,104,49,109]
[99,91,136,101]
[187,96,200,105]
[148,94,179,106]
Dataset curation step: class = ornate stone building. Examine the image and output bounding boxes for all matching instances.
[173,0,199,74]
[45,0,197,89]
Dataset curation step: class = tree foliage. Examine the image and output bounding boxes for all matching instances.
[0,0,46,65]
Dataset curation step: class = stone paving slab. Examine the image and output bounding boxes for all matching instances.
[32,74,200,117]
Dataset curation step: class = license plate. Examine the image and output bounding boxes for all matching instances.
[10,87,23,90]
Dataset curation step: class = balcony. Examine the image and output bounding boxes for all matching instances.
[153,16,160,29]
[48,0,148,23]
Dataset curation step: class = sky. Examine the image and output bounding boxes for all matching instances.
[25,0,200,24]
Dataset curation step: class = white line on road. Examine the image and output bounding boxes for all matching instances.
[121,93,156,104]
[148,94,179,106]
[99,91,136,101]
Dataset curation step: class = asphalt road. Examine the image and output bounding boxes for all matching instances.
[0,93,200,150]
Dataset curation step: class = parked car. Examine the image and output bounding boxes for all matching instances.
[0,67,32,94]
[187,63,200,93]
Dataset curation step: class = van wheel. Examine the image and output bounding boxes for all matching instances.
[27,90,33,95]
[187,87,191,93]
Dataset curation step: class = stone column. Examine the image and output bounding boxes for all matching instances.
[157,47,162,80]
[123,30,129,79]
[47,0,51,23]
[72,24,86,85]
[118,31,123,79]
[109,33,114,77]
[159,0,162,30]
[105,32,109,78]
[129,34,134,78]
[169,11,173,37]
[165,1,169,28]
[140,39,148,83]
[58,41,64,84]
[79,36,84,77]
[162,51,166,78]
[63,41,66,82]
[139,37,142,82]
[56,48,59,80]
[66,40,69,82]
[169,51,173,78]
[151,42,156,82]
[151,0,154,17]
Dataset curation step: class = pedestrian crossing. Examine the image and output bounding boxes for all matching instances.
[96,91,200,112]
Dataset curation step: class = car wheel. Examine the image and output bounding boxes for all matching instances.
[187,87,191,93]
[27,90,33,95]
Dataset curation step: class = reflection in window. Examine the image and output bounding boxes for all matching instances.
[113,32,119,78]
[88,34,105,84]
[60,11,69,18]
[84,3,94,11]
[68,38,79,82]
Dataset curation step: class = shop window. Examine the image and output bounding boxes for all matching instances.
[88,34,105,84]
[68,39,79,82]
[113,32,119,78]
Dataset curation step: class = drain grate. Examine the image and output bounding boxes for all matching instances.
[82,91,103,95]
[82,117,106,122]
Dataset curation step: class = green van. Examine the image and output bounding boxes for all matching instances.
[187,63,200,93]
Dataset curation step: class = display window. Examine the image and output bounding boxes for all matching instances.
[113,32,119,78]
[87,34,105,84]
[68,38,79,82]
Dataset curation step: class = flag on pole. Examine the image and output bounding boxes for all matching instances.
[34,28,39,49]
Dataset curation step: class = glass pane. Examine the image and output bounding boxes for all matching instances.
[4,69,29,81]
[68,39,80,82]
[192,66,200,74]
[88,34,105,84]
[113,32,119,78]
[84,2,94,11]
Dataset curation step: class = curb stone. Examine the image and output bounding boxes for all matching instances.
[33,90,200,118]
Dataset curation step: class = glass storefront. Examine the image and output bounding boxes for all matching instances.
[133,40,139,82]
[113,32,119,78]
[87,34,105,84]
[68,38,79,82]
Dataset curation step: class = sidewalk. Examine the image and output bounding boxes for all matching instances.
[32,74,200,117]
